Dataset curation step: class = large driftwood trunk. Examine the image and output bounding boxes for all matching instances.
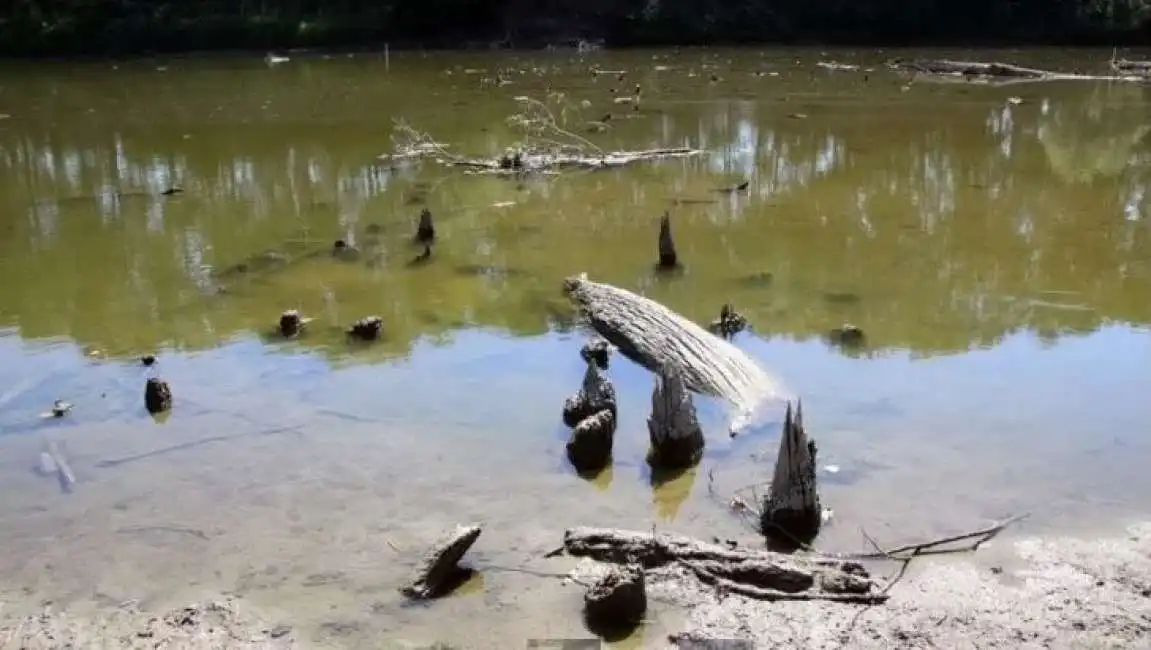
[761,402,821,547]
[562,527,884,604]
[562,274,788,432]
[647,369,704,469]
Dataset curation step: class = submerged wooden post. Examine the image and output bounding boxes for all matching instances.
[646,369,704,470]
[562,361,618,473]
[656,212,678,270]
[415,208,435,245]
[760,401,821,546]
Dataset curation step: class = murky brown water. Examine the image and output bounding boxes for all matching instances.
[0,47,1149,648]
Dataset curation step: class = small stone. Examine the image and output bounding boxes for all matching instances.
[268,624,291,638]
[279,310,304,338]
[347,316,383,341]
[827,324,865,347]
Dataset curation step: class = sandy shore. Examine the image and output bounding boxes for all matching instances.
[666,521,1151,649]
[4,522,1149,649]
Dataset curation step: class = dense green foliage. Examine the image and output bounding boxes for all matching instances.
[1,0,1149,55]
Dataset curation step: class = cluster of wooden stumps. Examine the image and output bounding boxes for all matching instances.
[271,209,440,344]
[560,337,708,480]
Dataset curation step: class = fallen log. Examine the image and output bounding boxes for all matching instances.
[561,527,885,604]
[401,524,482,599]
[562,274,790,433]
[647,369,704,470]
[888,58,1143,82]
[761,402,822,548]
[444,148,704,174]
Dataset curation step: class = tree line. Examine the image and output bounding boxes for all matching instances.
[1,0,1149,56]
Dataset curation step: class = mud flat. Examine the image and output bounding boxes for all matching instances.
[664,521,1151,649]
[0,596,296,649]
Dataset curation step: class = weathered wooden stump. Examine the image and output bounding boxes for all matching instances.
[562,362,617,428]
[760,401,822,548]
[144,378,173,415]
[566,409,616,474]
[655,212,679,270]
[401,524,482,600]
[347,316,383,341]
[415,208,435,245]
[646,369,704,470]
[708,303,748,338]
[827,324,865,347]
[579,337,612,369]
[279,310,304,338]
[583,564,646,634]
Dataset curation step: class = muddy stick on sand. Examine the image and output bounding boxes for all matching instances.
[563,274,790,433]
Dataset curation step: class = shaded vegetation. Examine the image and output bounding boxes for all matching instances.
[1,0,1150,56]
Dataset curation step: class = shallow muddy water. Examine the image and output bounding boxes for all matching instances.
[0,47,1149,648]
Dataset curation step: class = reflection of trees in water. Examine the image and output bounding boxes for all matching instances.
[1038,83,1151,184]
[0,81,1148,360]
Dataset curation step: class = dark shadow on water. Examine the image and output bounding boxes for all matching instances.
[398,567,483,609]
[648,463,698,521]
[651,264,685,282]
[582,609,642,644]
[573,461,614,492]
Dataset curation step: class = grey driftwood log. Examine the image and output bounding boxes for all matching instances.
[562,274,788,433]
[583,564,646,632]
[647,369,704,469]
[656,212,679,270]
[761,401,822,546]
[144,378,173,415]
[561,527,885,604]
[401,524,482,600]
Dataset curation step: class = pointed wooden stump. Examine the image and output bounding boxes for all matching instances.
[760,401,821,547]
[656,212,679,270]
[401,524,482,600]
[646,369,704,470]
[415,208,435,244]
